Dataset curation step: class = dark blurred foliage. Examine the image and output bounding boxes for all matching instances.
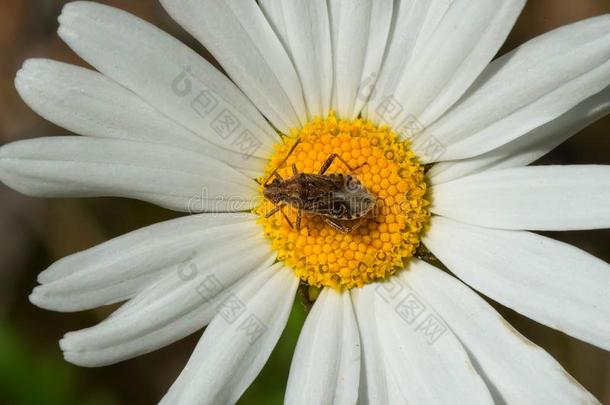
[0,1,609,404]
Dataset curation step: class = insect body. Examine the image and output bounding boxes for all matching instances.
[263,139,376,233]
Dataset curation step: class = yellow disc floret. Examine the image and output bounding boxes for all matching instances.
[256,113,429,290]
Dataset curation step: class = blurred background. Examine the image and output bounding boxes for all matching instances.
[0,0,609,404]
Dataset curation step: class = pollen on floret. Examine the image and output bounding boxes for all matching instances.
[256,113,430,290]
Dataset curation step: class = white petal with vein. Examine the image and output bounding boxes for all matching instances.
[368,0,524,133]
[350,287,391,405]
[282,0,333,119]
[424,216,610,350]
[405,0,525,124]
[160,0,307,132]
[404,259,599,405]
[30,214,259,312]
[59,1,277,157]
[364,0,448,123]
[329,0,393,119]
[60,237,275,367]
[160,263,298,405]
[258,0,289,50]
[0,137,257,212]
[15,58,266,173]
[431,165,610,230]
[422,14,610,162]
[286,288,360,405]
[428,86,610,184]
[352,282,493,404]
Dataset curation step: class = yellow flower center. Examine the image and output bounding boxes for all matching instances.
[256,113,429,290]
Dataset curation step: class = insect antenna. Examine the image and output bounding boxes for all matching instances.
[265,204,295,229]
[263,137,302,185]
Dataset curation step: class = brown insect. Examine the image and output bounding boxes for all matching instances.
[263,138,376,233]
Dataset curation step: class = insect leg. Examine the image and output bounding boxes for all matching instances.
[280,206,294,229]
[265,204,295,229]
[324,217,351,233]
[324,217,366,234]
[263,138,302,185]
[264,204,282,218]
[348,218,366,233]
[318,154,336,175]
[296,209,302,231]
[319,153,366,175]
[291,163,299,176]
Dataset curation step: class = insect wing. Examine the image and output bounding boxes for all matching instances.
[300,174,373,219]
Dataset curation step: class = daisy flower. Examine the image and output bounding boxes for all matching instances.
[1,0,610,403]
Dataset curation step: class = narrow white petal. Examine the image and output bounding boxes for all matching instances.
[350,287,391,405]
[0,137,257,212]
[329,0,393,119]
[353,282,493,404]
[404,259,600,405]
[364,0,446,123]
[423,14,610,162]
[60,240,276,367]
[286,289,360,405]
[368,0,524,131]
[30,214,259,312]
[160,264,298,405]
[58,1,277,157]
[281,0,333,119]
[424,216,610,350]
[160,0,307,132]
[431,165,610,230]
[428,86,610,184]
[404,0,525,124]
[15,59,266,173]
[350,1,393,118]
[329,0,370,118]
[258,0,289,50]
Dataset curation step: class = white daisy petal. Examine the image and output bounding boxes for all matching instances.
[329,0,367,118]
[424,216,610,351]
[15,59,266,174]
[431,165,610,230]
[59,237,276,367]
[368,0,525,130]
[350,287,392,405]
[285,288,360,405]
[258,0,289,49]
[282,0,333,119]
[160,263,298,405]
[58,1,277,158]
[0,137,257,212]
[428,86,610,184]
[350,0,394,118]
[160,0,307,132]
[424,14,610,162]
[353,282,493,404]
[329,0,393,119]
[364,0,447,123]
[30,214,259,312]
[404,259,599,405]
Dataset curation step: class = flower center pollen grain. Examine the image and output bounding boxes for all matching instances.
[257,113,429,290]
